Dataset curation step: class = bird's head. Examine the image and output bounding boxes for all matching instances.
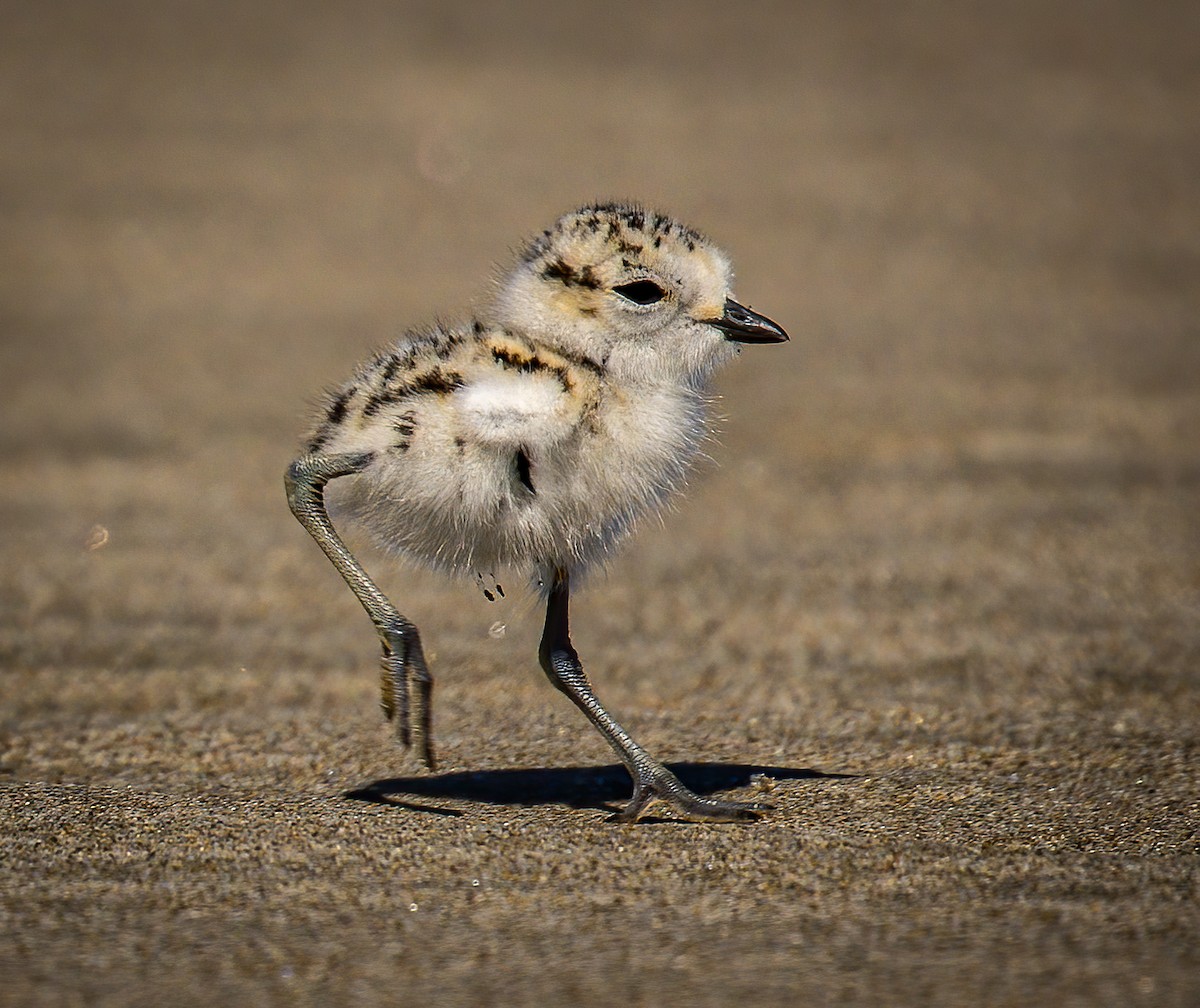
[487,203,787,385]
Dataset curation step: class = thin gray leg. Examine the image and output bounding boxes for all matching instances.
[285,452,435,770]
[538,567,767,823]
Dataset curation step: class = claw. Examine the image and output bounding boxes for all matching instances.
[613,782,656,823]
[614,768,771,823]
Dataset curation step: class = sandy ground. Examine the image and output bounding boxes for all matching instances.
[2,2,1198,1005]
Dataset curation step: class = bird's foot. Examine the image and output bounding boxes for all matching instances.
[379,651,436,771]
[613,764,770,824]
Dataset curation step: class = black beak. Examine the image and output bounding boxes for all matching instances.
[707,298,789,344]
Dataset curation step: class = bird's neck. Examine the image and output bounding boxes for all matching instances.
[602,339,734,394]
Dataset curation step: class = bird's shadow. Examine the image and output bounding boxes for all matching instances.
[344,762,855,819]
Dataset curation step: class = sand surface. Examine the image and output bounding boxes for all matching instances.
[2,2,1198,1005]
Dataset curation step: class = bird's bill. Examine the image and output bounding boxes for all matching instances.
[706,298,789,343]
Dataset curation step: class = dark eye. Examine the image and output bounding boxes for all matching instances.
[612,280,667,305]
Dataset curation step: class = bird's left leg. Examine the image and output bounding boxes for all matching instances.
[538,567,767,823]
[286,451,435,769]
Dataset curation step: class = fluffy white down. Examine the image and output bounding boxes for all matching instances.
[457,373,574,449]
[326,375,712,584]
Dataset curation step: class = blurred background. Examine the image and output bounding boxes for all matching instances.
[3,0,1195,693]
[1,2,1198,1003]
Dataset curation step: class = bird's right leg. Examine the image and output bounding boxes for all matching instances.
[538,567,766,823]
[285,452,435,769]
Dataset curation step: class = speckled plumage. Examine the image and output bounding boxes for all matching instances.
[286,202,787,822]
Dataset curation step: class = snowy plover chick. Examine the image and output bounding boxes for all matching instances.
[286,203,787,822]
